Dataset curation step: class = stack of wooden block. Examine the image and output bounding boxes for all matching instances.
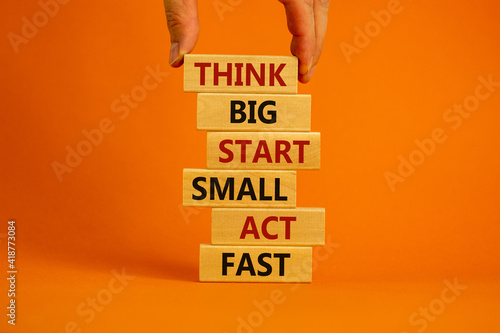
[182,55,325,282]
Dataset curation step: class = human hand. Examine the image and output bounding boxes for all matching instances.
[278,0,330,83]
[163,0,200,67]
[163,0,330,83]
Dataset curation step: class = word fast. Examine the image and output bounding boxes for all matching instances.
[194,62,287,87]
[222,252,291,276]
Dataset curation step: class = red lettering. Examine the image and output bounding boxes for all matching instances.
[217,139,311,164]
[235,140,252,163]
[194,62,288,87]
[293,140,310,163]
[246,63,266,86]
[194,62,211,85]
[240,216,260,239]
[270,63,286,86]
[219,139,233,163]
[235,63,244,86]
[214,63,232,86]
[276,140,292,163]
[262,216,278,239]
[253,140,272,163]
[280,216,296,239]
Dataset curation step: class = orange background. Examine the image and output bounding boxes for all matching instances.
[1,0,500,332]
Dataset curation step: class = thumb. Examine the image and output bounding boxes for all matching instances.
[278,0,315,82]
[163,0,200,67]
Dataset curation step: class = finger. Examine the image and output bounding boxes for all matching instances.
[301,0,330,83]
[278,0,315,77]
[163,0,200,67]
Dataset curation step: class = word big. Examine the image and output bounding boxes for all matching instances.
[231,100,277,124]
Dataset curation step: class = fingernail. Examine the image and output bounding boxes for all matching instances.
[306,65,316,82]
[309,65,316,76]
[169,42,180,66]
[308,57,314,72]
[299,63,308,75]
[299,57,314,75]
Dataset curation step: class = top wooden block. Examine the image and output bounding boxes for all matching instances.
[184,55,298,94]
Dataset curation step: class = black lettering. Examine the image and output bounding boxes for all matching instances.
[275,178,287,201]
[259,178,272,201]
[236,253,256,276]
[274,253,291,276]
[230,100,246,123]
[222,253,235,275]
[237,178,257,200]
[257,253,272,276]
[258,100,277,124]
[192,177,206,200]
[247,101,257,123]
[210,177,234,200]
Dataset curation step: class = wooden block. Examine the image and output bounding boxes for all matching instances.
[199,244,312,282]
[183,169,296,207]
[197,93,311,132]
[184,54,298,94]
[212,208,325,246]
[207,132,320,170]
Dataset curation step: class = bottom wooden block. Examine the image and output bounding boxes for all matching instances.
[199,244,312,283]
